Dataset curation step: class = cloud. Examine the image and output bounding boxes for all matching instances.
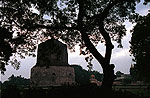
[111,48,132,73]
[1,57,36,82]
[136,1,150,16]
[112,49,129,59]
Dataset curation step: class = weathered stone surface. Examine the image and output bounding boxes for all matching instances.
[36,39,68,67]
[30,39,75,87]
[30,66,75,87]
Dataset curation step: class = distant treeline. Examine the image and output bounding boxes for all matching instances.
[71,65,103,85]
[1,74,30,89]
[1,65,103,88]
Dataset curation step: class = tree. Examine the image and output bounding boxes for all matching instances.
[116,71,124,77]
[130,13,150,82]
[130,64,137,81]
[0,0,148,90]
[0,81,2,88]
[71,65,103,85]
[2,74,30,88]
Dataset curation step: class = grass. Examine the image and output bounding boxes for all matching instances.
[1,85,150,98]
[113,85,150,97]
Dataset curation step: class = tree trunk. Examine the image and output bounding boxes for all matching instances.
[80,29,115,91]
[77,0,115,92]
[101,64,115,90]
[98,22,115,91]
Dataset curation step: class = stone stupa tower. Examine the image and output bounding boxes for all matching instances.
[30,39,75,87]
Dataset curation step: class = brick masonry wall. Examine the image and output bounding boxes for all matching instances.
[30,66,75,87]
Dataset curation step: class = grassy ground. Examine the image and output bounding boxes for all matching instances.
[1,85,150,98]
[113,85,150,97]
[126,89,150,97]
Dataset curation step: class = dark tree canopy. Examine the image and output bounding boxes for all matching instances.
[115,71,124,77]
[0,0,149,90]
[0,0,140,72]
[71,65,103,85]
[2,74,30,88]
[130,13,150,82]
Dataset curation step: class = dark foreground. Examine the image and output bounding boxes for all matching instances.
[1,85,150,98]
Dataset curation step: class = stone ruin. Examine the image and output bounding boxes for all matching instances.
[36,39,68,67]
[30,39,75,87]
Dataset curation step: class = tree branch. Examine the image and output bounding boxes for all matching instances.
[95,0,120,64]
[28,24,78,31]
[93,0,124,64]
[77,0,105,68]
[99,0,120,21]
[81,29,106,67]
[85,0,120,21]
[81,0,119,64]
[99,22,114,64]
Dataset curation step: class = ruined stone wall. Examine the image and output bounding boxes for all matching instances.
[30,66,75,87]
[36,39,68,67]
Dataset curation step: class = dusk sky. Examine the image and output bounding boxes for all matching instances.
[1,1,150,82]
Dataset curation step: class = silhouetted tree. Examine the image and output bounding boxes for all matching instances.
[130,13,150,82]
[130,64,137,81]
[116,71,124,77]
[122,76,132,85]
[71,65,103,85]
[2,74,30,88]
[0,81,2,88]
[0,0,149,91]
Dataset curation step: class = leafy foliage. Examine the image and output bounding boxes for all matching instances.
[2,74,30,88]
[71,65,103,85]
[115,71,124,77]
[130,13,150,82]
[0,0,141,73]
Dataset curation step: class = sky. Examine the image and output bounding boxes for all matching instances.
[1,1,150,82]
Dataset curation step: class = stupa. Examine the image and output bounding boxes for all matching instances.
[30,39,75,87]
